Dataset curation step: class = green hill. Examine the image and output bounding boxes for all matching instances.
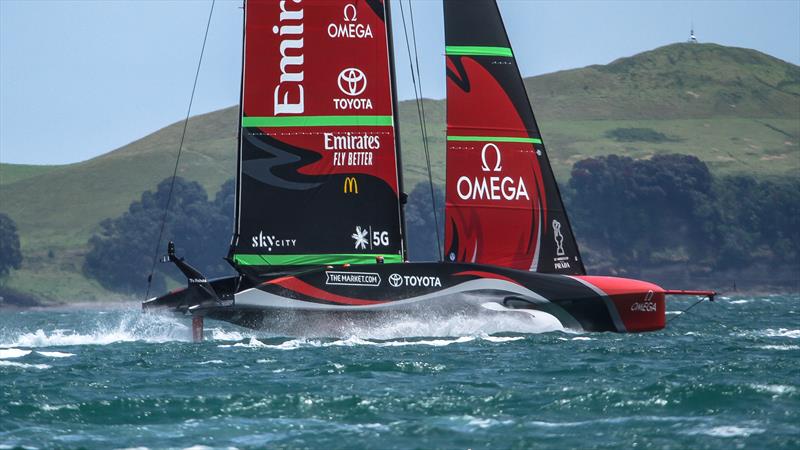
[1,43,798,303]
[527,43,800,120]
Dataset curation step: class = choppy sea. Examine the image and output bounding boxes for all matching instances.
[1,294,798,449]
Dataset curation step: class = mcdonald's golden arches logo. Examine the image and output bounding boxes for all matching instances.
[343,176,358,194]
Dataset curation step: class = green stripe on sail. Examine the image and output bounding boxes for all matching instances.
[445,46,513,57]
[242,116,393,128]
[232,253,403,266]
[447,135,542,144]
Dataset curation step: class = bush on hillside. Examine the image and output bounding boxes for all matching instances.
[566,154,800,275]
[0,213,22,279]
[605,127,676,143]
[405,183,445,261]
[84,177,235,296]
[568,154,719,272]
[714,175,800,269]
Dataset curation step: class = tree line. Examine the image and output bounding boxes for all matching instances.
[83,178,235,296]
[77,154,798,294]
[567,154,798,277]
[0,213,22,281]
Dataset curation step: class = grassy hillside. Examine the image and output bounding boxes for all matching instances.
[0,163,61,185]
[0,43,797,303]
[526,43,800,120]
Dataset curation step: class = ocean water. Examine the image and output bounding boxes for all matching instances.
[1,295,798,449]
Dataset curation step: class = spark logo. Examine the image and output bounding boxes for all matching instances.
[351,226,390,249]
[352,226,369,249]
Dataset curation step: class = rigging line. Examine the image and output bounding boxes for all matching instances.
[144,0,216,301]
[398,0,442,261]
[666,296,708,325]
[408,0,441,261]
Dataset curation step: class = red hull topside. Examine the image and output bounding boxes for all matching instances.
[574,276,667,332]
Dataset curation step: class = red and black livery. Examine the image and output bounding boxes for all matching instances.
[143,0,714,338]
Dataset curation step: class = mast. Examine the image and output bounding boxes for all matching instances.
[384,0,408,262]
[230,0,247,257]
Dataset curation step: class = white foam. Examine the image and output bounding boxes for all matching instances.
[255,303,566,340]
[461,415,514,429]
[763,328,800,338]
[687,426,765,438]
[37,351,75,358]
[729,300,752,304]
[0,311,190,348]
[0,360,51,370]
[330,335,476,347]
[0,348,31,359]
[40,403,79,411]
[481,335,525,343]
[758,344,799,351]
[612,397,668,407]
[197,360,225,365]
[210,329,249,341]
[219,334,529,351]
[750,384,796,395]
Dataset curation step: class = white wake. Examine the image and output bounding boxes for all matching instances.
[1,300,568,350]
[0,310,190,348]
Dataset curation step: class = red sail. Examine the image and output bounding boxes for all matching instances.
[443,0,584,274]
[232,0,404,267]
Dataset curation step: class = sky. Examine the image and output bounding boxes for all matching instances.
[1,0,798,166]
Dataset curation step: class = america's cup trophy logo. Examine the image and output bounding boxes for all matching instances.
[553,220,565,256]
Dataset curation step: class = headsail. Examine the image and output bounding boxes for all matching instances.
[443,0,584,275]
[231,0,404,268]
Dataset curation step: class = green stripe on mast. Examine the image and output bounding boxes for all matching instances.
[447,135,542,144]
[445,46,513,57]
[242,116,394,128]
[232,253,404,266]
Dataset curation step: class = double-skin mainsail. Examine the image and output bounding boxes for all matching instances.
[443,0,585,275]
[230,0,405,270]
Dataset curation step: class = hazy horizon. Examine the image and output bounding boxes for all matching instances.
[1,0,798,166]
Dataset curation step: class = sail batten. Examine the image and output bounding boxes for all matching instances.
[242,116,395,128]
[447,136,542,144]
[232,253,404,266]
[445,46,513,57]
